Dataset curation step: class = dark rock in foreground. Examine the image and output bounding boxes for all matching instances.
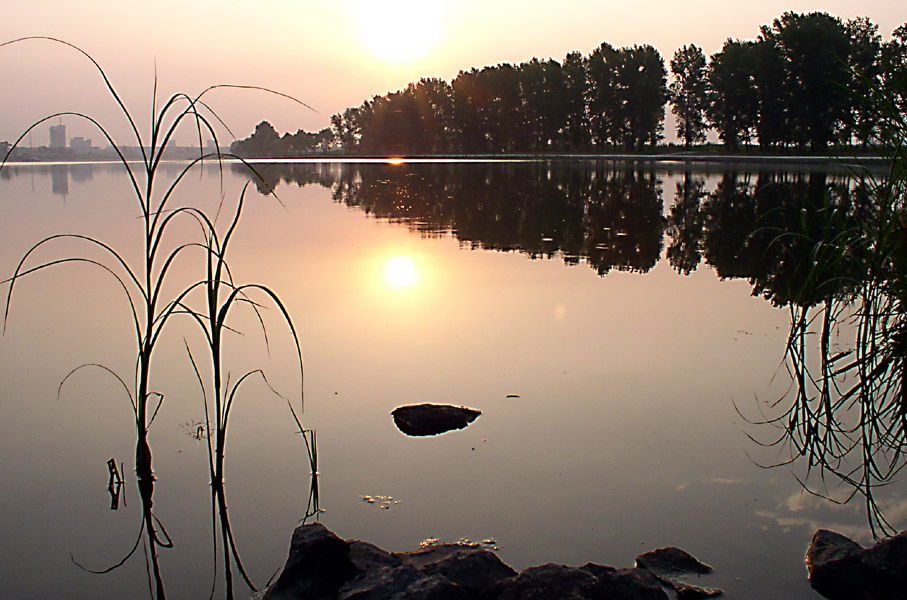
[807,529,907,600]
[635,548,721,599]
[263,523,723,600]
[392,403,481,436]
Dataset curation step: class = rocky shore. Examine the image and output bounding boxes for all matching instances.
[259,524,907,600]
[261,523,721,600]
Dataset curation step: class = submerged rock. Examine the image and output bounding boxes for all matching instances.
[392,403,481,436]
[635,548,721,599]
[263,524,720,600]
[806,529,907,600]
[635,547,712,575]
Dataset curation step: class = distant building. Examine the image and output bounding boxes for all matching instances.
[70,137,93,150]
[50,124,66,148]
[0,140,9,158]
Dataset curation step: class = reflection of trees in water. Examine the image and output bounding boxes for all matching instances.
[675,170,874,306]
[256,161,666,276]
[666,172,707,275]
[240,160,907,535]
[706,168,906,537]
[257,160,906,535]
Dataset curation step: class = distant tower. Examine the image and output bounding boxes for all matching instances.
[50,123,66,148]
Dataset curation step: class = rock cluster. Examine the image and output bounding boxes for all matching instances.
[262,523,722,600]
[806,529,907,600]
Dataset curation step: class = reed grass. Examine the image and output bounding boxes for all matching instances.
[1,37,315,597]
[751,61,907,538]
[1,35,309,474]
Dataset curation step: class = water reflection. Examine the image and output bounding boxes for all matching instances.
[243,161,666,276]
[246,159,903,534]
[748,172,906,538]
[70,453,320,600]
[73,463,172,599]
[385,256,418,288]
[245,160,876,295]
[1,158,316,599]
[2,159,901,599]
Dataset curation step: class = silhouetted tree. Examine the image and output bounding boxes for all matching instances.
[843,17,883,146]
[761,12,853,150]
[410,78,456,152]
[616,45,668,150]
[587,42,621,147]
[707,40,758,150]
[881,23,907,116]
[231,120,281,157]
[330,106,363,153]
[669,45,708,148]
[561,51,591,149]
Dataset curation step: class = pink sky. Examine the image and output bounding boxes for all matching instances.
[2,1,903,147]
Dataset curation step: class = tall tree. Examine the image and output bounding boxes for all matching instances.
[411,78,456,153]
[761,11,853,150]
[561,51,591,150]
[587,42,621,147]
[843,17,883,147]
[669,44,708,148]
[750,38,787,149]
[616,45,668,150]
[881,23,907,116]
[707,40,758,151]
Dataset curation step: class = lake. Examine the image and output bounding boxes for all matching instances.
[0,158,901,599]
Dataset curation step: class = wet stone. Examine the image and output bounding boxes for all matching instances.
[635,547,721,599]
[806,529,907,600]
[392,403,481,436]
[264,524,717,600]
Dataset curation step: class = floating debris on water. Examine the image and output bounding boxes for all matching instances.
[505,394,520,398]
[178,420,207,440]
[419,537,500,551]
[362,494,402,510]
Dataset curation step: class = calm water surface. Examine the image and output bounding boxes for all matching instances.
[0,160,901,599]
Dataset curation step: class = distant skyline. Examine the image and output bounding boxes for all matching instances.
[2,1,904,146]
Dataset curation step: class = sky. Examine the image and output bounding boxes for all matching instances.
[1,1,904,147]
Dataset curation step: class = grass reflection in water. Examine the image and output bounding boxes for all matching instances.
[750,71,907,538]
[0,38,314,599]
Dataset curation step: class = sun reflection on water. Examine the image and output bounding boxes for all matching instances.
[385,255,418,288]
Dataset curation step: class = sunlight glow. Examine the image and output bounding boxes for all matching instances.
[387,157,406,165]
[355,1,442,62]
[385,256,418,288]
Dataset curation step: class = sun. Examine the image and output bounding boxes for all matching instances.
[355,1,442,62]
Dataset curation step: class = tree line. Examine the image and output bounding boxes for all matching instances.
[231,11,907,157]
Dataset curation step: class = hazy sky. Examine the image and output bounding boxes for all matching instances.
[2,1,904,146]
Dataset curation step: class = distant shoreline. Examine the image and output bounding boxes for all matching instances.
[2,150,889,170]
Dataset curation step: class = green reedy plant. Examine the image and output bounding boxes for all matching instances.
[2,37,314,599]
[0,37,309,485]
[752,63,907,538]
